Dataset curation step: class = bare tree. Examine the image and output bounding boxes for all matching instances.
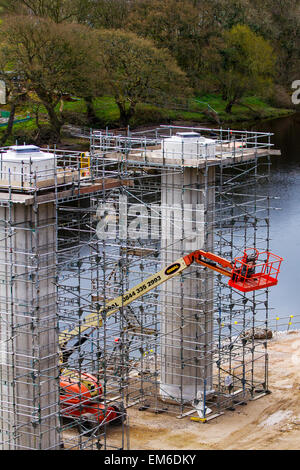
[0,0,80,23]
[1,16,100,140]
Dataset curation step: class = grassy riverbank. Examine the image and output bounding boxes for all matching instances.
[0,94,295,146]
[60,94,295,127]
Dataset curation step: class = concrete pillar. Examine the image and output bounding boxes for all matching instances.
[0,200,60,449]
[160,167,215,402]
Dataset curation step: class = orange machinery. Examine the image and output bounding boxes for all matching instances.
[60,372,124,434]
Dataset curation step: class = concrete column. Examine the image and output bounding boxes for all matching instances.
[0,200,60,449]
[160,167,215,402]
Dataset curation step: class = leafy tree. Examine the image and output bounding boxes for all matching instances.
[0,16,100,140]
[96,29,190,126]
[128,0,223,90]
[128,1,263,91]
[244,0,300,84]
[211,25,275,113]
[0,0,297,122]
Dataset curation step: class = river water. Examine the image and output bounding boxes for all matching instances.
[248,113,300,325]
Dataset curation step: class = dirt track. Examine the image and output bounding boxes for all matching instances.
[119,331,300,450]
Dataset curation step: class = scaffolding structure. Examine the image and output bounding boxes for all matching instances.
[0,125,282,450]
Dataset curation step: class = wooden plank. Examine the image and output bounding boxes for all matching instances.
[250,392,269,401]
[100,148,280,169]
[0,178,132,206]
[176,409,197,419]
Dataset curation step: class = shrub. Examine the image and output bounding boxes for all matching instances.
[129,104,169,128]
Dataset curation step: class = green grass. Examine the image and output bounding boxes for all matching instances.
[61,93,294,127]
[189,94,293,123]
[61,96,120,126]
[0,118,38,146]
[0,93,294,146]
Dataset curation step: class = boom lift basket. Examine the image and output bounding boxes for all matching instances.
[228,248,283,293]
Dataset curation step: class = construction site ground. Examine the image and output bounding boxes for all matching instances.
[114,330,300,450]
[63,330,300,450]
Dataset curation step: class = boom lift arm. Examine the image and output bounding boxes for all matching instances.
[59,247,282,402]
[59,250,213,355]
[60,248,282,359]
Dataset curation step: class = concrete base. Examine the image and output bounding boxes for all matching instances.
[159,383,215,403]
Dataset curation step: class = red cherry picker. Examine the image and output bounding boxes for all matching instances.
[59,247,283,431]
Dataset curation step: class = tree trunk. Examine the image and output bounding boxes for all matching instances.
[116,100,135,127]
[35,88,62,141]
[84,96,98,126]
[0,103,16,146]
[44,102,63,141]
[35,105,41,129]
[225,100,235,114]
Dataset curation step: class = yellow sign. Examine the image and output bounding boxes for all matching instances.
[80,152,90,177]
[165,263,181,276]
